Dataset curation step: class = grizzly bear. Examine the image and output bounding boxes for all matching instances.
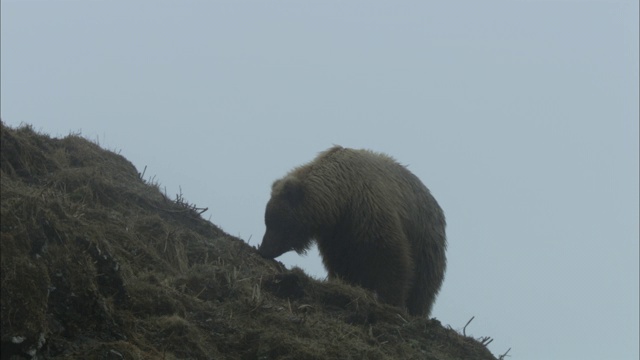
[258,146,447,317]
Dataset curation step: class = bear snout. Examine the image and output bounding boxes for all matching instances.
[257,234,285,259]
[257,244,286,259]
[257,245,274,259]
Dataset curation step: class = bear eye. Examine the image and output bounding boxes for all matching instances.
[265,204,288,230]
[265,213,278,228]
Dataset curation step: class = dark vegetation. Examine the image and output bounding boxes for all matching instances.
[0,122,499,359]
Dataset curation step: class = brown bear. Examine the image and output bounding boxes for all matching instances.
[258,145,447,317]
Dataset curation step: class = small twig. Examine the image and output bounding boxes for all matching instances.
[163,232,170,253]
[498,348,511,360]
[479,336,493,346]
[463,316,475,336]
[195,286,207,299]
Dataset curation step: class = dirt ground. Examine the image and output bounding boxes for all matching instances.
[0,122,499,359]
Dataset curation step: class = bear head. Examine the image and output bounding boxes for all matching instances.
[258,176,313,259]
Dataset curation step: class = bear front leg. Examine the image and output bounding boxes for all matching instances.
[317,229,413,310]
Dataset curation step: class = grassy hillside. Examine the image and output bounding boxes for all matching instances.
[0,122,498,359]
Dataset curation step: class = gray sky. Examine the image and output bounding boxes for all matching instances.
[2,1,638,358]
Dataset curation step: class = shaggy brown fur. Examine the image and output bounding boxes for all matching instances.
[258,146,447,317]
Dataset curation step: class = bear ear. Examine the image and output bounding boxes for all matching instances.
[276,177,305,205]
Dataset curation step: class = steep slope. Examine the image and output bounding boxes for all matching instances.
[0,122,498,360]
